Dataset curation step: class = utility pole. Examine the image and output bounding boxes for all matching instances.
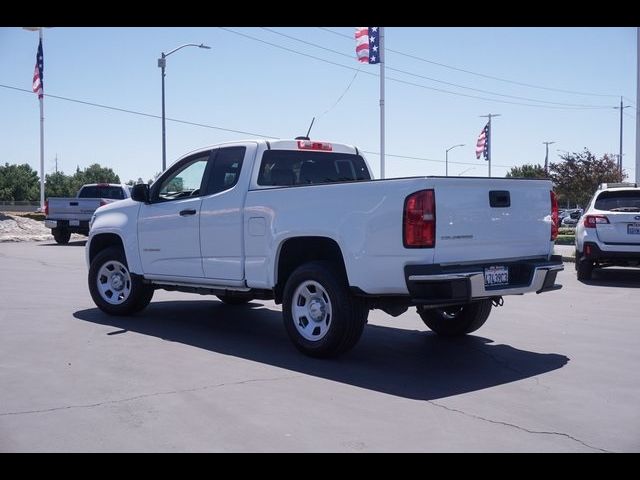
[54,153,58,173]
[543,141,555,174]
[479,113,501,177]
[614,96,631,177]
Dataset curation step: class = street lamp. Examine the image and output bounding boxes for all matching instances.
[445,144,464,177]
[158,43,211,171]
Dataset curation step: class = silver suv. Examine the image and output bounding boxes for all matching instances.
[575,182,640,280]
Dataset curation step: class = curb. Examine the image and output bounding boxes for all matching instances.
[561,256,575,263]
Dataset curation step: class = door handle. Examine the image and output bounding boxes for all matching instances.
[179,209,197,216]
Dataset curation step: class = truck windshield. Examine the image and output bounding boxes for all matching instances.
[257,150,371,186]
[78,186,125,200]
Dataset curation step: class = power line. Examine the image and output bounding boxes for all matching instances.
[220,28,612,110]
[0,84,279,139]
[263,27,612,109]
[361,150,515,169]
[1,84,517,173]
[318,27,622,99]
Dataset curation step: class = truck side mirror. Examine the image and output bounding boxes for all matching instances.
[131,183,150,203]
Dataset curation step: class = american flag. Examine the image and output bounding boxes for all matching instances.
[355,27,380,64]
[32,39,44,99]
[475,122,489,160]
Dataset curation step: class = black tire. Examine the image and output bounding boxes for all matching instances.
[52,228,71,245]
[88,246,154,315]
[282,261,368,358]
[417,299,492,337]
[576,255,593,281]
[217,295,253,305]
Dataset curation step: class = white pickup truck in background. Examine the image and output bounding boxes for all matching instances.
[45,183,131,244]
[86,139,563,357]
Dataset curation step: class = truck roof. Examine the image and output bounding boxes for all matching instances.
[178,139,360,160]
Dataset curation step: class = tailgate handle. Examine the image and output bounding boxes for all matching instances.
[489,190,510,208]
[69,202,79,206]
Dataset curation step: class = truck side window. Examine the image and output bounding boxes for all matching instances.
[155,154,209,202]
[206,146,246,195]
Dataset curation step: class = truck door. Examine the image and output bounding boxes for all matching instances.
[138,151,212,278]
[199,145,253,281]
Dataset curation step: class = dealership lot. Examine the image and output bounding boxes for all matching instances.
[0,240,638,452]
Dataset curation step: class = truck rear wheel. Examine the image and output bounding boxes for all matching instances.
[417,300,492,337]
[88,247,154,315]
[282,261,368,358]
[52,228,71,245]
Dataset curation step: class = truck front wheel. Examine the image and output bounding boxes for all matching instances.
[88,247,154,315]
[282,261,368,358]
[52,228,71,245]
[417,300,492,337]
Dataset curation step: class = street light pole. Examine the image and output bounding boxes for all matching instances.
[445,143,464,176]
[158,43,211,172]
[542,141,555,174]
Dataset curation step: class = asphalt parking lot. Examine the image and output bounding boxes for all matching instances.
[1,240,639,452]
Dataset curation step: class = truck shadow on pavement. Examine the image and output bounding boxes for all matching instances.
[38,240,87,247]
[579,268,640,288]
[74,300,568,401]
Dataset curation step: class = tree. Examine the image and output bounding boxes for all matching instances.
[70,164,120,193]
[0,163,40,201]
[45,171,74,198]
[505,164,549,179]
[549,149,625,208]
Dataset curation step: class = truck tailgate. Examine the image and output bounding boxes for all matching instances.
[47,198,102,221]
[431,178,553,264]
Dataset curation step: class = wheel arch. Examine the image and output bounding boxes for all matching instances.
[274,236,348,304]
[89,233,126,266]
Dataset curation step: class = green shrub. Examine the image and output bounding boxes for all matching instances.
[554,235,575,245]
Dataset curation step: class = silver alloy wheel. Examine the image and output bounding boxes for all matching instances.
[291,280,333,341]
[96,260,132,305]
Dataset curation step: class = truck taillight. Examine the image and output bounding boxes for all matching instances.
[404,189,435,248]
[297,140,332,151]
[550,191,558,241]
[584,215,609,228]
[44,199,48,216]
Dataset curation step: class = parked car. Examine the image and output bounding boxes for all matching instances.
[560,209,583,227]
[45,183,131,244]
[86,139,563,357]
[575,182,640,280]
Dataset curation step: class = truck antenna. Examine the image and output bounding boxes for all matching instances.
[295,117,316,141]
[306,117,315,139]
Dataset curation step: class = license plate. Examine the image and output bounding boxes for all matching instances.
[484,266,509,287]
[69,219,80,226]
[628,223,640,235]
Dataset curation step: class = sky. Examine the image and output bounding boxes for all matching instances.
[0,27,637,184]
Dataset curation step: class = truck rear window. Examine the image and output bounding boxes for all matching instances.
[257,150,371,186]
[594,190,640,211]
[78,186,125,200]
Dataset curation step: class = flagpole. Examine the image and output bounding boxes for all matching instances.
[379,27,385,180]
[38,28,45,212]
[480,113,501,177]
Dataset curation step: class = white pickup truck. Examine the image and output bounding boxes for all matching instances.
[45,183,131,244]
[86,139,563,357]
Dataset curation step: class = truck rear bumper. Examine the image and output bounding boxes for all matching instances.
[44,219,90,235]
[404,256,563,305]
